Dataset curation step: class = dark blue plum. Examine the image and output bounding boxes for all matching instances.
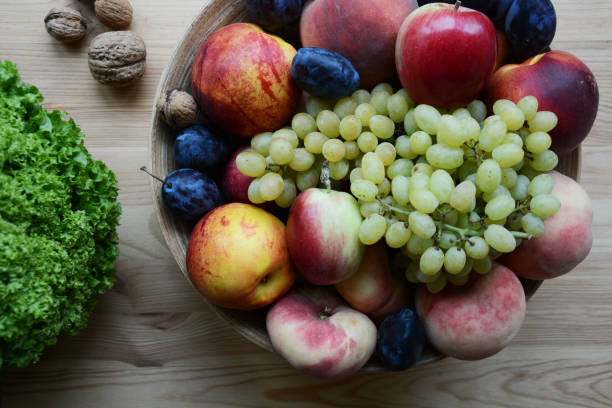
[162,169,223,221]
[173,125,231,171]
[247,0,304,33]
[376,308,425,371]
[417,0,513,24]
[505,0,556,60]
[291,47,360,99]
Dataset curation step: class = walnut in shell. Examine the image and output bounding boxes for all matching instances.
[88,31,146,87]
[44,7,87,43]
[95,0,133,29]
[157,89,198,129]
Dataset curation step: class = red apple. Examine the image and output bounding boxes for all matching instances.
[415,262,526,360]
[266,286,377,379]
[186,203,295,310]
[286,188,364,285]
[395,3,497,108]
[300,0,418,90]
[484,50,599,155]
[191,23,301,138]
[500,171,593,280]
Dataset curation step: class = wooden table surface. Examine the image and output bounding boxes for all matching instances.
[1,1,611,407]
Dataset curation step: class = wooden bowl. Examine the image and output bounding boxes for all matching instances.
[149,0,582,370]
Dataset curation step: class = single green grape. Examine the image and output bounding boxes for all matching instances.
[420,247,444,275]
[288,148,315,172]
[484,224,516,253]
[362,152,386,184]
[351,89,371,105]
[375,142,396,166]
[251,132,273,156]
[344,140,360,160]
[354,103,376,127]
[304,131,328,154]
[322,138,346,162]
[357,131,378,153]
[359,213,388,245]
[404,109,418,135]
[476,159,502,193]
[316,109,340,138]
[339,114,362,141]
[414,104,441,135]
[464,236,489,260]
[387,158,414,180]
[329,159,349,180]
[429,169,454,203]
[351,179,378,202]
[530,194,561,217]
[291,113,317,139]
[444,247,467,275]
[333,97,357,119]
[521,212,545,237]
[235,150,267,177]
[528,111,558,133]
[259,172,284,201]
[385,221,412,248]
[437,114,465,147]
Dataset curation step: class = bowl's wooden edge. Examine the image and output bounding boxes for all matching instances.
[147,0,584,369]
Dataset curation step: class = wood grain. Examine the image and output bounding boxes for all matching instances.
[1,0,611,407]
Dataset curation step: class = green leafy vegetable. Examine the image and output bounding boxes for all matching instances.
[0,61,121,369]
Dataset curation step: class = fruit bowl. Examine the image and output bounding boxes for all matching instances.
[149,0,582,370]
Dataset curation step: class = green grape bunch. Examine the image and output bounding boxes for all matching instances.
[234,82,561,293]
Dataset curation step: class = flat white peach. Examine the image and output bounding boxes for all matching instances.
[266,286,376,379]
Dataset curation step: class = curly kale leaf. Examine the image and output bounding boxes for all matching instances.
[0,61,122,369]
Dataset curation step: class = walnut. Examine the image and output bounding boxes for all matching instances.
[157,89,198,129]
[44,7,87,43]
[95,0,133,29]
[88,31,146,87]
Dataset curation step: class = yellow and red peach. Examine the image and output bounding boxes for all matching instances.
[299,0,418,90]
[266,286,377,379]
[191,23,301,138]
[335,243,393,314]
[368,272,415,325]
[186,203,295,310]
[484,50,599,155]
[415,263,526,360]
[500,171,593,280]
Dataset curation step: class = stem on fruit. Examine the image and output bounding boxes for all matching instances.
[454,0,462,11]
[320,160,331,191]
[319,305,333,320]
[140,166,170,188]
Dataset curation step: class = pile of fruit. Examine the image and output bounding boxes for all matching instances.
[153,0,598,378]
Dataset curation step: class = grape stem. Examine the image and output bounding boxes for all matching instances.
[465,141,483,164]
[434,221,531,239]
[377,198,532,240]
[320,160,331,191]
[454,0,462,11]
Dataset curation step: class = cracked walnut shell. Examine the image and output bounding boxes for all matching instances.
[44,7,87,43]
[88,31,146,87]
